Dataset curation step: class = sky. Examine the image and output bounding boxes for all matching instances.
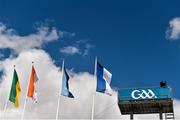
[1,0,180,119]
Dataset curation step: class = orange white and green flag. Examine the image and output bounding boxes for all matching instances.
[9,69,21,108]
[27,65,38,103]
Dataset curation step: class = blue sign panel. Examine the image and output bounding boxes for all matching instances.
[119,87,172,101]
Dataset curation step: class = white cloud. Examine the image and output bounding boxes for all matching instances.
[166,17,180,40]
[0,49,120,119]
[60,43,94,56]
[60,46,81,55]
[0,21,179,119]
[83,43,94,56]
[0,49,60,118]
[173,99,180,119]
[59,31,76,38]
[0,49,180,119]
[1,55,179,119]
[0,22,60,54]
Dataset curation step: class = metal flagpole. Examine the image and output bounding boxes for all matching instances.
[91,57,97,120]
[21,62,34,120]
[3,65,16,119]
[55,96,61,120]
[3,86,9,117]
[91,94,95,120]
[55,59,64,120]
[3,93,9,119]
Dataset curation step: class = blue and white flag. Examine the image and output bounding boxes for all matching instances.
[96,61,112,95]
[61,66,74,98]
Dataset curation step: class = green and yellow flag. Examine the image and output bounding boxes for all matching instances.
[9,69,21,108]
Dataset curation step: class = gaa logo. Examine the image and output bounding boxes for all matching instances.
[131,89,157,100]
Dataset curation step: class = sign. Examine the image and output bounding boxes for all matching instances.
[131,89,157,99]
[119,87,172,101]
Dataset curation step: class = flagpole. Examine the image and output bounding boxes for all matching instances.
[56,59,64,120]
[3,86,9,115]
[3,94,9,119]
[3,92,9,120]
[55,96,61,120]
[91,93,95,120]
[91,56,97,120]
[3,65,16,119]
[21,62,34,120]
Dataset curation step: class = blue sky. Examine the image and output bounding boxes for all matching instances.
[0,0,180,99]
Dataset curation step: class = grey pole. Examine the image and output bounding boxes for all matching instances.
[130,112,134,120]
[159,112,163,120]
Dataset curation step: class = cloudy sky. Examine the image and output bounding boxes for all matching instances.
[0,0,180,119]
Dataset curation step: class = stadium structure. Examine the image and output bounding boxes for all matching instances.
[118,81,175,120]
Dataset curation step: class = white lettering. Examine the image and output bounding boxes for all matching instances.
[131,89,157,100]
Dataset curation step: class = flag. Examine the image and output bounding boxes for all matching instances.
[96,61,112,95]
[61,65,74,98]
[9,69,21,108]
[27,65,39,103]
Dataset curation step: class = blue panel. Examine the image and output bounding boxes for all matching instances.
[96,62,106,93]
[119,87,172,101]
